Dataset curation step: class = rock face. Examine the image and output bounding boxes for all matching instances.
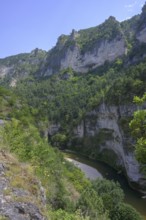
[0,66,13,79]
[136,27,146,43]
[73,103,146,193]
[0,49,47,86]
[136,4,146,43]
[43,18,127,76]
[48,123,61,136]
[41,5,146,76]
[60,37,126,73]
[2,10,144,80]
[47,102,146,192]
[0,2,146,196]
[0,152,47,220]
[0,4,146,82]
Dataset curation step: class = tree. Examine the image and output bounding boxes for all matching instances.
[77,186,108,220]
[51,133,67,148]
[91,179,142,220]
[115,203,142,220]
[91,179,124,213]
[129,93,146,164]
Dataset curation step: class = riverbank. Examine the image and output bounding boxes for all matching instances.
[63,152,146,219]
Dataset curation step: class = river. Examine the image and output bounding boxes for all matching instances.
[64,152,146,220]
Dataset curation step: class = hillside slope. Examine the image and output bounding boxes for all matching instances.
[0,151,47,220]
[0,3,146,195]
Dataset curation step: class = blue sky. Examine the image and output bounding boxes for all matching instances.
[0,0,145,58]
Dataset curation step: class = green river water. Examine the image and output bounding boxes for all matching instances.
[64,152,146,220]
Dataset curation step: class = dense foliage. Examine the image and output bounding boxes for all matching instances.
[76,16,122,53]
[130,94,146,167]
[0,85,143,219]
[1,6,146,218]
[12,58,146,152]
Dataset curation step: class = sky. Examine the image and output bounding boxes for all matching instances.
[0,0,145,58]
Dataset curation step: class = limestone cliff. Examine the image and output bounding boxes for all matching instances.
[41,7,146,77]
[0,5,146,83]
[137,26,146,43]
[136,3,146,43]
[48,102,146,193]
[0,49,47,86]
[73,103,146,193]
[42,17,127,76]
[0,2,146,196]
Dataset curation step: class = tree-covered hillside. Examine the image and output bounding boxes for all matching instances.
[0,4,146,219]
[13,58,146,144]
[0,86,143,219]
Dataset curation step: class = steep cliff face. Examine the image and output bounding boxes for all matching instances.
[59,37,126,73]
[0,49,47,86]
[136,4,146,43]
[0,6,146,83]
[136,27,146,43]
[0,66,13,79]
[73,103,146,193]
[45,36,126,75]
[42,7,146,76]
[43,17,128,76]
[47,103,146,192]
[0,3,146,195]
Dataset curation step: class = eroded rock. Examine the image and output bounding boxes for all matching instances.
[0,155,47,220]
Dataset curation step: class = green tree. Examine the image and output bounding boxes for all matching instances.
[115,203,142,220]
[91,179,142,220]
[51,133,67,148]
[91,179,124,219]
[129,93,146,164]
[77,186,108,220]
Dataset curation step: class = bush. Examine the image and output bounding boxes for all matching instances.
[115,203,142,220]
[77,186,109,220]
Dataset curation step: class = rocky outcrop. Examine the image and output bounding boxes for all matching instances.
[0,151,47,220]
[60,37,127,74]
[0,66,13,79]
[73,103,146,193]
[0,49,47,86]
[41,6,146,77]
[136,26,146,43]
[0,4,146,83]
[0,120,5,126]
[48,123,61,136]
[136,3,146,43]
[43,31,127,76]
[47,102,146,194]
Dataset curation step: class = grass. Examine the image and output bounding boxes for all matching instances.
[0,150,47,215]
[0,216,8,220]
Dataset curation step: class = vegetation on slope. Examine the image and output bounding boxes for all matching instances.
[0,6,146,219]
[0,86,143,219]
[76,16,122,53]
[0,49,46,87]
[129,93,146,174]
[11,58,146,151]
